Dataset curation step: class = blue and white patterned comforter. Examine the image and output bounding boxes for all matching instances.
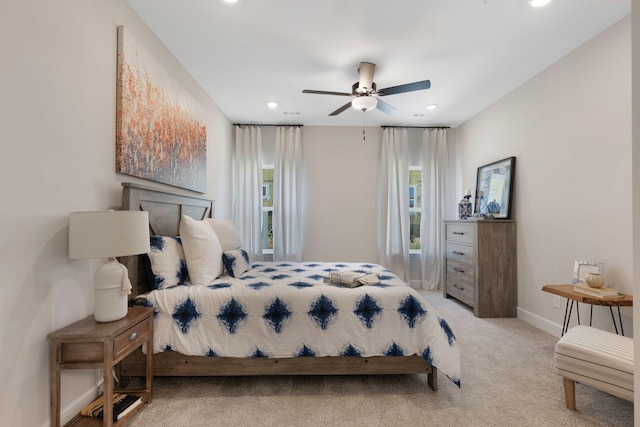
[144,262,461,386]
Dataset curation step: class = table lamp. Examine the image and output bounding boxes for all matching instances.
[69,211,150,322]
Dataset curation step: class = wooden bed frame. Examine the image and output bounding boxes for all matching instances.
[118,183,438,390]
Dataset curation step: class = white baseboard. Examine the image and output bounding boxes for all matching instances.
[518,306,562,338]
[42,383,98,427]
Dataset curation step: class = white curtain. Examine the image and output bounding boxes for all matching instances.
[420,128,449,289]
[377,128,410,281]
[273,126,303,261]
[232,126,263,261]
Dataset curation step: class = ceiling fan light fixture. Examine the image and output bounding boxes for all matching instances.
[352,96,377,112]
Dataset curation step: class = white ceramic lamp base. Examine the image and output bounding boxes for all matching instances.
[94,260,130,322]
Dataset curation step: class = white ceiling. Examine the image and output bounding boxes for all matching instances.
[127,0,630,128]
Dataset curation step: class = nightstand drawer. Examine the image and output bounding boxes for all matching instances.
[445,223,475,245]
[60,342,104,364]
[114,316,151,362]
[446,242,474,266]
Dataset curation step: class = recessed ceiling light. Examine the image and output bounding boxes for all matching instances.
[267,102,278,109]
[529,0,551,7]
[426,104,438,110]
[222,0,238,4]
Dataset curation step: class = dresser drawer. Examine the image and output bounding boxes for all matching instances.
[446,242,474,266]
[446,259,474,283]
[445,223,475,245]
[114,316,151,362]
[445,276,474,307]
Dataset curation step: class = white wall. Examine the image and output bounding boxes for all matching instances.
[0,1,232,425]
[631,2,640,421]
[455,17,632,336]
[301,126,382,262]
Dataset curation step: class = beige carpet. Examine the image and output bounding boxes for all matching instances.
[128,291,633,426]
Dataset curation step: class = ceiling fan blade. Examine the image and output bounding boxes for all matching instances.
[378,80,431,96]
[303,89,353,96]
[329,101,353,116]
[376,98,397,115]
[357,62,376,93]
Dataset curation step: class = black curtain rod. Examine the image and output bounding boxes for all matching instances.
[233,123,304,128]
[381,125,450,129]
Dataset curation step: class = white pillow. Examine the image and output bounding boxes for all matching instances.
[179,215,223,285]
[207,219,242,251]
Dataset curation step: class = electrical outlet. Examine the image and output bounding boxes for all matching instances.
[553,295,562,309]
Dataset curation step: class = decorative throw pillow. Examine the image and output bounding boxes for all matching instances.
[179,215,224,285]
[207,219,242,251]
[222,248,251,278]
[144,236,188,290]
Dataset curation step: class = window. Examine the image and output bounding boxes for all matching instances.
[409,167,422,253]
[262,165,274,253]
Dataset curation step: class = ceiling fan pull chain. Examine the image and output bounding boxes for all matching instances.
[362,110,366,141]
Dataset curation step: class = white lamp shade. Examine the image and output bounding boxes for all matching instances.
[69,211,150,259]
[351,96,377,112]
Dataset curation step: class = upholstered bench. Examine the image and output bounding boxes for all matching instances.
[554,325,633,410]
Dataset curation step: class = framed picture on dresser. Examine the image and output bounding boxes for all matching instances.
[474,156,516,219]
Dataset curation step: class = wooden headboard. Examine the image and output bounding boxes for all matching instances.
[119,183,215,298]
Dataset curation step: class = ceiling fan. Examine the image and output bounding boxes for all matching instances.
[302,62,431,116]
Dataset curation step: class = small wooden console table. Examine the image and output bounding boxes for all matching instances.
[542,284,632,336]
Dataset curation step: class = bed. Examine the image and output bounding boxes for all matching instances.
[118,183,460,390]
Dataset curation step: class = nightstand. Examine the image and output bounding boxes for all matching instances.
[48,307,154,427]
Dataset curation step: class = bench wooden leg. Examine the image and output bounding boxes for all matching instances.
[563,377,576,410]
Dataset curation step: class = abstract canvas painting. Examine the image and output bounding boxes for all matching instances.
[116,26,207,192]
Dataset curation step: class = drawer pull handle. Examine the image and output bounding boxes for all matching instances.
[453,267,465,273]
[129,332,138,342]
[452,232,464,235]
[453,284,464,291]
[453,251,464,256]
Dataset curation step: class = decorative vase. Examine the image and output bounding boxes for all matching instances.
[585,273,605,289]
[458,195,472,220]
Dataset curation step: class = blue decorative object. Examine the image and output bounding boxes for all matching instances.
[458,195,473,220]
[487,199,501,214]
